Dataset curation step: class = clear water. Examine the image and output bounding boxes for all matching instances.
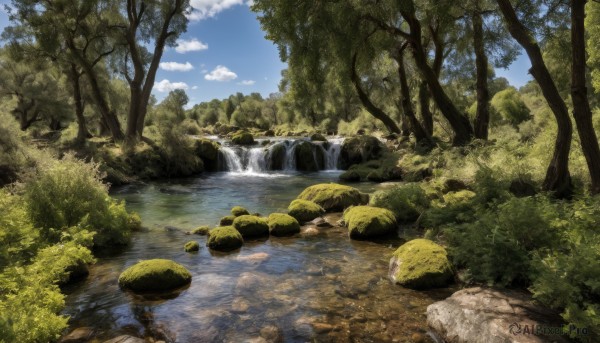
[62,171,452,342]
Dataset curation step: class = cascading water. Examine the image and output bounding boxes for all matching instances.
[217,138,344,174]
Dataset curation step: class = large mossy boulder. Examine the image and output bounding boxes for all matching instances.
[267,143,287,170]
[267,213,300,237]
[287,199,325,223]
[232,131,255,145]
[233,215,269,238]
[207,226,243,251]
[193,139,221,171]
[388,239,453,289]
[340,135,384,169]
[294,141,324,171]
[297,183,367,212]
[118,259,192,293]
[231,206,250,217]
[343,206,397,239]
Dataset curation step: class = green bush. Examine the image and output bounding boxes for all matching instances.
[0,190,38,269]
[491,87,531,127]
[369,183,430,223]
[24,155,134,247]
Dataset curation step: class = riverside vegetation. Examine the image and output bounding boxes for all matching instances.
[0,0,600,342]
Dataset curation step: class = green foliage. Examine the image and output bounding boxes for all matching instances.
[421,190,478,229]
[24,155,133,247]
[490,88,531,127]
[118,259,192,293]
[369,183,430,223]
[0,190,38,269]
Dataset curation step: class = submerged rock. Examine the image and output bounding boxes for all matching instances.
[233,215,269,238]
[296,183,367,212]
[102,336,146,343]
[427,287,570,343]
[59,327,94,343]
[118,259,192,293]
[287,199,325,223]
[207,226,243,251]
[268,213,301,236]
[343,206,397,239]
[388,239,453,289]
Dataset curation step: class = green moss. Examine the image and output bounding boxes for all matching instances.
[442,190,476,205]
[231,206,250,217]
[127,212,142,231]
[343,206,397,239]
[206,226,244,251]
[231,131,255,145]
[191,225,210,235]
[297,183,366,211]
[184,241,200,252]
[389,239,453,289]
[369,183,430,223]
[268,213,300,237]
[287,199,325,222]
[118,259,192,292]
[233,215,269,238]
[220,215,235,226]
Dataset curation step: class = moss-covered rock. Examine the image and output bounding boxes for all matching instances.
[343,206,397,239]
[264,129,275,137]
[267,213,301,237]
[220,215,235,226]
[388,239,453,289]
[268,143,287,170]
[191,225,210,235]
[232,131,255,145]
[339,170,361,182]
[233,215,269,238]
[206,226,244,251]
[310,133,327,142]
[294,141,323,171]
[340,135,384,169]
[118,259,192,292]
[287,199,326,222]
[184,241,200,252]
[297,183,367,211]
[231,206,250,217]
[193,138,221,171]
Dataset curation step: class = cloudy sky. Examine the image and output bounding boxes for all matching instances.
[0,0,531,107]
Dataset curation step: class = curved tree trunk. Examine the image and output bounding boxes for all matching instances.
[472,6,491,140]
[497,0,573,198]
[396,48,430,143]
[418,81,434,135]
[69,64,91,143]
[571,0,600,194]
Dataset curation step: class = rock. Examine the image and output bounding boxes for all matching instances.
[294,141,323,171]
[296,183,367,212]
[301,227,321,237]
[340,135,384,169]
[231,206,250,217]
[442,178,469,193]
[310,133,327,142]
[287,199,325,222]
[207,226,243,251]
[60,327,94,343]
[509,179,537,197]
[427,287,570,343]
[384,133,398,140]
[231,297,250,313]
[102,335,146,343]
[118,259,192,293]
[260,325,284,343]
[236,252,270,264]
[312,323,336,333]
[194,138,221,171]
[267,143,287,170]
[356,129,366,135]
[410,333,426,343]
[235,272,264,292]
[219,215,235,226]
[308,217,332,228]
[264,129,275,137]
[339,170,361,182]
[344,206,397,239]
[267,213,301,236]
[232,131,255,145]
[233,215,270,238]
[190,225,210,235]
[184,240,200,252]
[388,239,453,289]
[61,260,90,285]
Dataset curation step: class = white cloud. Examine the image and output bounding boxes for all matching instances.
[188,0,254,21]
[237,80,256,86]
[205,65,238,82]
[201,69,208,74]
[154,79,189,92]
[159,61,195,72]
[175,39,208,53]
[192,86,199,90]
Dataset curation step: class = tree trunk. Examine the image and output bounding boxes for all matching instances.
[397,50,430,143]
[571,0,600,194]
[472,6,491,140]
[400,3,473,145]
[418,81,434,135]
[69,64,91,143]
[350,54,402,134]
[497,0,573,198]
[16,96,38,131]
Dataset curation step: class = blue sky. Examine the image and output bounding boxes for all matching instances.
[0,1,532,106]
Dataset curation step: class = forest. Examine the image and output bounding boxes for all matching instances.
[0,0,600,342]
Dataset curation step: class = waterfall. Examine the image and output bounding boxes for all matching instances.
[217,137,344,174]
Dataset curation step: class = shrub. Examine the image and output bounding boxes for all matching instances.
[0,190,38,269]
[24,155,134,247]
[369,183,430,223]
